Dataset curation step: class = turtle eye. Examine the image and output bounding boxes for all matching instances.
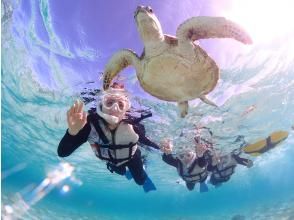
[146,6,153,13]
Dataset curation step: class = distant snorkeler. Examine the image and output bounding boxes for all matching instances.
[160,126,289,190]
[160,127,218,192]
[208,148,253,187]
[58,83,158,192]
[159,126,252,191]
[208,129,288,187]
[160,138,211,192]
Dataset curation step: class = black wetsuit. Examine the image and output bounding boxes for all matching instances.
[58,114,160,186]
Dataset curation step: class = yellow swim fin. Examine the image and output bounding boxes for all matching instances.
[248,152,261,157]
[243,130,289,156]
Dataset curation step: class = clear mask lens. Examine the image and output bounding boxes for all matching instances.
[178,152,194,161]
[102,95,129,112]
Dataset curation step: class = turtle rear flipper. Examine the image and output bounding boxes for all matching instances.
[200,95,218,108]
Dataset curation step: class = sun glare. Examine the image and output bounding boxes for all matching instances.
[224,0,294,43]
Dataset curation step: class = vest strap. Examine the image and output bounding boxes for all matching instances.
[88,111,138,165]
[215,165,235,178]
[88,113,109,144]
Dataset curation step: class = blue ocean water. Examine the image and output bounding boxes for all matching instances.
[2,0,294,219]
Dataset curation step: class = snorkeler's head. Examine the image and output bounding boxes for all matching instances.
[101,83,131,113]
[175,147,196,165]
[97,83,131,125]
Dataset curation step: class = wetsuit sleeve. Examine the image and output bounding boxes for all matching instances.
[57,122,91,157]
[232,154,252,166]
[133,123,160,150]
[162,154,178,168]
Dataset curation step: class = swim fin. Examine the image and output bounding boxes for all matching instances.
[143,176,156,193]
[199,182,209,193]
[242,130,288,156]
[125,170,133,180]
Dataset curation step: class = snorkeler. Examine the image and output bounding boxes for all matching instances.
[57,83,158,192]
[208,148,253,187]
[159,126,253,191]
[207,130,289,186]
[209,130,289,186]
[193,126,253,187]
[160,138,211,192]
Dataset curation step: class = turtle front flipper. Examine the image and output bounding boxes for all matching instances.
[103,49,140,90]
[178,101,189,118]
[176,16,252,44]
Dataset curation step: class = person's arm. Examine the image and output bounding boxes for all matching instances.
[133,123,160,150]
[162,153,178,168]
[57,122,91,157]
[57,100,90,157]
[160,139,178,167]
[232,154,253,167]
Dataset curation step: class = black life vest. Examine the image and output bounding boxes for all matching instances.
[178,159,208,183]
[211,154,237,182]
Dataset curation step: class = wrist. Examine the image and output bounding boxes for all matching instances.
[164,150,172,155]
[68,128,78,136]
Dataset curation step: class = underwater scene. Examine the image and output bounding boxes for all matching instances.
[2,0,294,219]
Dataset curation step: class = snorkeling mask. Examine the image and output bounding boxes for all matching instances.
[102,93,130,113]
[177,151,194,160]
[176,150,196,166]
[175,146,195,160]
[97,83,131,125]
[100,83,131,113]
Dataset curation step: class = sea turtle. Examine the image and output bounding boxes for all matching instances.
[103,5,252,117]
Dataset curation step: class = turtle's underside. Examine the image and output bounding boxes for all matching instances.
[103,5,252,117]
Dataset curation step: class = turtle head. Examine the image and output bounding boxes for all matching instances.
[134,6,164,43]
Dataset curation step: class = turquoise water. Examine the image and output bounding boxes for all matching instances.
[2,0,294,219]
